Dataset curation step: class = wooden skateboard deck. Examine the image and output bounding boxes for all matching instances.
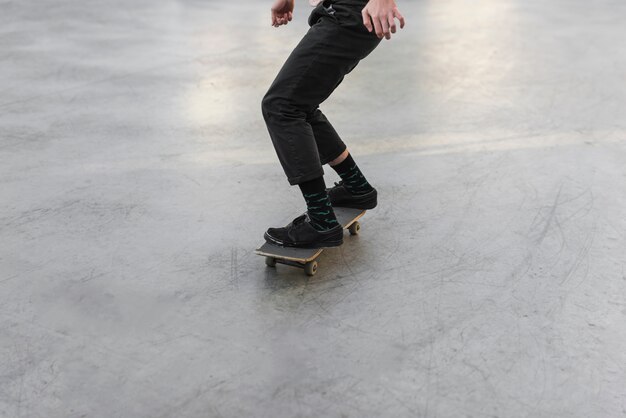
[255,207,366,276]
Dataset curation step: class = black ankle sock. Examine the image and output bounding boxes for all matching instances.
[298,177,339,231]
[331,154,374,195]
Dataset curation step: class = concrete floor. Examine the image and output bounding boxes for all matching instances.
[1,0,626,416]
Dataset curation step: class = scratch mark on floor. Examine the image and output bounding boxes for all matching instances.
[230,247,239,290]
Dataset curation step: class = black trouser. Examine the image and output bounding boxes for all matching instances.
[262,0,381,185]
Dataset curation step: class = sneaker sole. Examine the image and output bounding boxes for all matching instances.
[331,202,377,210]
[264,232,343,249]
[329,197,377,210]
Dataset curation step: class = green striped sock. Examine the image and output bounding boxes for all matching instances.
[298,177,339,231]
[332,154,374,195]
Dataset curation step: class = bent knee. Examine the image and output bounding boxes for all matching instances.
[261,93,307,122]
[261,93,276,120]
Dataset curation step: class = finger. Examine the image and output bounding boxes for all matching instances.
[394,9,405,29]
[388,12,396,34]
[288,11,293,21]
[362,9,373,32]
[372,15,383,38]
[379,15,390,39]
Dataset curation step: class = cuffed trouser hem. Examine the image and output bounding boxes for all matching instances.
[288,167,326,186]
[319,143,347,166]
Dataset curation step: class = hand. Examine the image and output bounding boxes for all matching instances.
[271,0,295,27]
[362,0,405,40]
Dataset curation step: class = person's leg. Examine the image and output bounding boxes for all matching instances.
[306,106,377,209]
[329,152,374,194]
[261,13,380,185]
[306,108,347,166]
[328,149,349,166]
[309,108,375,198]
[262,3,380,246]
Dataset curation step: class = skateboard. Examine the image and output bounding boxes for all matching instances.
[255,207,365,276]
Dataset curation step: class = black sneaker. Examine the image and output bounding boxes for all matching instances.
[264,213,344,248]
[327,181,378,209]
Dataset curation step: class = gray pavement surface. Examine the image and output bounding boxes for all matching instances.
[2,0,626,416]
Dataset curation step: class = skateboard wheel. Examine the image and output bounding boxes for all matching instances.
[304,260,318,276]
[348,221,360,236]
[265,257,277,267]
